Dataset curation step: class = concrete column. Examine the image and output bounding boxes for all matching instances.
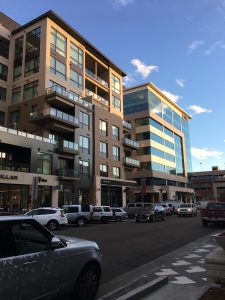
[52,188,58,207]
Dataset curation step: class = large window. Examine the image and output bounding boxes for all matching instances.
[79,160,89,178]
[113,167,120,179]
[100,120,107,136]
[162,103,173,125]
[12,87,21,104]
[10,111,20,124]
[112,95,121,111]
[0,35,10,59]
[80,111,89,128]
[23,80,39,101]
[112,74,121,94]
[113,146,120,161]
[51,27,67,57]
[149,90,162,117]
[25,27,41,77]
[70,42,83,69]
[112,125,119,140]
[13,36,23,81]
[50,57,66,80]
[100,142,108,158]
[0,111,5,125]
[151,132,164,145]
[70,69,83,89]
[37,152,52,175]
[173,111,181,131]
[79,136,89,153]
[100,164,108,177]
[0,63,8,81]
[0,87,6,102]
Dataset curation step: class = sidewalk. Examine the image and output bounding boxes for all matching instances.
[97,231,221,300]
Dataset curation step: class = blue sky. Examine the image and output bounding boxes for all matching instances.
[1,0,225,172]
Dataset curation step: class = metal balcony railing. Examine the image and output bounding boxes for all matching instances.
[57,168,79,178]
[59,140,79,152]
[85,69,109,88]
[124,157,140,167]
[85,89,109,106]
[123,120,132,130]
[124,138,139,149]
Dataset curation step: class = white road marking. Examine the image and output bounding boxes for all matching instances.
[172,260,191,266]
[170,276,196,285]
[185,266,206,273]
[194,248,210,253]
[184,254,201,259]
[202,244,216,248]
[202,278,207,281]
[198,259,205,264]
[155,269,178,276]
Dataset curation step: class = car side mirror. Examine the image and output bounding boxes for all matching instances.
[50,237,61,249]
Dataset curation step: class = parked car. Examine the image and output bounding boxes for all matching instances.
[154,203,172,216]
[135,204,166,222]
[25,207,68,231]
[164,200,184,214]
[201,202,225,227]
[0,215,101,300]
[177,203,197,217]
[111,207,127,221]
[125,202,152,218]
[62,204,93,227]
[92,206,113,223]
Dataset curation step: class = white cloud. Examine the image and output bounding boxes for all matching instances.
[188,40,205,54]
[112,0,134,8]
[176,79,185,88]
[188,105,212,115]
[161,90,182,103]
[204,40,225,55]
[131,59,159,79]
[191,147,223,160]
[123,73,136,86]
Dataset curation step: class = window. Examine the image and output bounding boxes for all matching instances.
[151,147,165,159]
[0,111,5,125]
[0,35,10,59]
[79,160,89,178]
[49,80,66,94]
[113,146,120,161]
[165,152,175,162]
[164,127,173,137]
[165,140,174,150]
[25,27,41,77]
[135,117,150,127]
[23,80,39,101]
[0,63,8,81]
[37,152,52,175]
[79,136,89,152]
[80,111,89,127]
[100,120,107,136]
[162,103,172,125]
[32,104,38,112]
[150,118,163,131]
[51,27,67,57]
[10,111,20,124]
[100,164,108,177]
[100,142,108,158]
[151,132,164,145]
[70,69,83,89]
[113,167,120,179]
[112,95,121,110]
[70,42,83,69]
[0,87,6,101]
[112,125,119,140]
[13,36,23,81]
[173,111,181,131]
[112,74,121,94]
[12,87,21,104]
[50,57,66,80]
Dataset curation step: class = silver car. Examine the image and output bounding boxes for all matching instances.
[0,216,102,300]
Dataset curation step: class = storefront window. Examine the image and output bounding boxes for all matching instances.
[37,152,52,175]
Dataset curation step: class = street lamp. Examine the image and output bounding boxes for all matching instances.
[200,162,203,171]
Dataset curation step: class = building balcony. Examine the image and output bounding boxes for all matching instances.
[57,140,79,155]
[85,69,109,88]
[123,120,132,133]
[30,108,79,133]
[0,163,30,173]
[124,157,140,168]
[123,138,140,150]
[85,89,109,106]
[57,168,79,180]
[46,87,93,110]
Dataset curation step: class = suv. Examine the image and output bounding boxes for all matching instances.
[111,207,127,221]
[92,206,113,223]
[177,203,197,217]
[62,204,93,227]
[26,207,68,231]
[135,204,166,222]
[0,216,101,300]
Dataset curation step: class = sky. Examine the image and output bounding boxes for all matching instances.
[1,0,225,172]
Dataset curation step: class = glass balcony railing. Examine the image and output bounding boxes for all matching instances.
[85,89,109,106]
[123,120,132,130]
[30,108,79,127]
[57,168,79,178]
[85,69,109,88]
[0,163,29,172]
[59,140,79,152]
[46,87,93,110]
[124,138,139,149]
[124,157,140,167]
[0,126,56,145]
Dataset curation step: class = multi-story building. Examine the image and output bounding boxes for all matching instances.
[0,10,137,212]
[124,82,194,203]
[189,166,225,202]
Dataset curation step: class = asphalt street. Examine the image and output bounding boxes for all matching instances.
[59,215,220,284]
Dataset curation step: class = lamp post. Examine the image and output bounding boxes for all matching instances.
[200,162,203,171]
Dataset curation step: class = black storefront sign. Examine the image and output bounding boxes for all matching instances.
[0,174,18,180]
[101,179,137,187]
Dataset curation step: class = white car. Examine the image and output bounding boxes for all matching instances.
[177,203,197,217]
[111,207,127,221]
[92,206,113,223]
[26,207,68,230]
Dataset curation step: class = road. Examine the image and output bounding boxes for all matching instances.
[59,215,218,284]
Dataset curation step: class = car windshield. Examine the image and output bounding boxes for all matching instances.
[180,204,192,208]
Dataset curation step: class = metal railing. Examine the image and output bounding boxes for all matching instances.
[85,69,109,88]
[30,107,79,127]
[124,138,139,149]
[85,89,109,106]
[59,140,79,152]
[123,120,132,130]
[124,157,140,167]
[0,163,29,172]
[46,86,93,110]
[57,168,79,177]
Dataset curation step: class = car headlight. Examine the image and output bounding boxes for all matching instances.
[177,208,180,212]
[188,209,191,212]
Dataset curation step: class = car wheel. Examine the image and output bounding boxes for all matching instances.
[150,215,155,222]
[161,217,165,221]
[136,219,140,223]
[77,218,86,227]
[115,216,122,222]
[178,214,180,217]
[100,217,107,224]
[73,263,100,300]
[47,220,58,231]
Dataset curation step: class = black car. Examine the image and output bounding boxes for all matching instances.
[135,204,166,222]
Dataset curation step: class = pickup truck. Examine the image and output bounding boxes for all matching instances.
[200,202,225,226]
